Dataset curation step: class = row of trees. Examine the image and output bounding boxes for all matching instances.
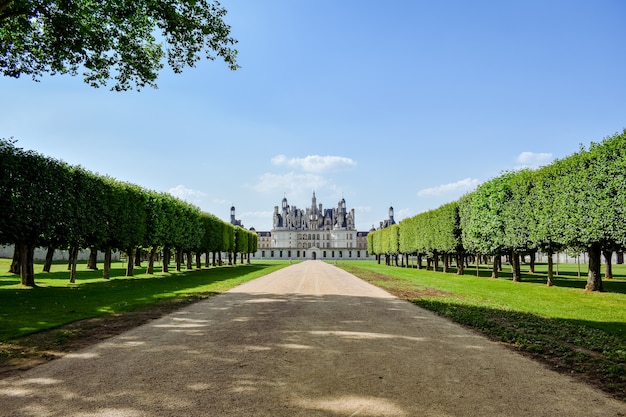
[0,139,257,287]
[368,129,626,291]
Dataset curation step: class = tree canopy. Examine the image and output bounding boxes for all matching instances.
[1,139,258,286]
[0,0,239,90]
[369,129,626,291]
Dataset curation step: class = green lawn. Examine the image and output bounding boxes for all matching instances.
[335,260,626,399]
[337,260,626,333]
[0,258,291,341]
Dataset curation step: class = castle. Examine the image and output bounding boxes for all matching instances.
[252,192,371,260]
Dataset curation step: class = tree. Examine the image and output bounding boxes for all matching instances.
[234,226,248,265]
[501,169,537,282]
[0,0,238,91]
[530,163,568,286]
[247,230,257,264]
[1,141,69,286]
[65,166,108,283]
[459,176,511,279]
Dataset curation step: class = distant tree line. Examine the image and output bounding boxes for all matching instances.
[0,139,257,287]
[368,130,626,291]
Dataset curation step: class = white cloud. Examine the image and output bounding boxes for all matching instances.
[253,172,328,197]
[212,198,230,206]
[516,151,553,168]
[417,178,480,197]
[240,210,274,227]
[394,207,414,222]
[168,185,207,201]
[271,154,356,173]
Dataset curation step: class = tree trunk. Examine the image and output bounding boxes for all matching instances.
[69,245,79,284]
[442,253,449,273]
[43,246,55,272]
[162,247,170,273]
[174,248,183,272]
[546,251,554,287]
[126,248,135,277]
[135,247,142,267]
[433,252,439,272]
[456,253,464,275]
[196,252,202,269]
[10,245,21,274]
[103,248,112,279]
[19,242,36,287]
[147,247,156,274]
[491,256,498,279]
[87,247,98,270]
[186,250,193,270]
[586,243,603,291]
[603,249,613,280]
[617,251,624,265]
[417,254,423,269]
[511,251,522,282]
[529,251,536,274]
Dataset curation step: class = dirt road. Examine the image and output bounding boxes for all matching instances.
[1,261,624,416]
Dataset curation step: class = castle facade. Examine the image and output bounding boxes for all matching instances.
[253,192,371,260]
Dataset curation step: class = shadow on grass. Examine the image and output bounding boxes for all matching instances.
[433,263,626,294]
[0,260,262,283]
[0,262,283,341]
[412,298,626,400]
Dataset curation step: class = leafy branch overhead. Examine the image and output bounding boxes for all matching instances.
[0,0,239,90]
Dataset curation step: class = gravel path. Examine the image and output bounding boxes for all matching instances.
[1,261,624,416]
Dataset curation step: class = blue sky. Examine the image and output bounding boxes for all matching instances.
[1,0,625,231]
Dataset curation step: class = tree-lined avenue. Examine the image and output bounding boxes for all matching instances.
[1,261,623,416]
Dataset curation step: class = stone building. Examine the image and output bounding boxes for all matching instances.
[379,206,396,229]
[251,192,371,260]
[229,206,243,227]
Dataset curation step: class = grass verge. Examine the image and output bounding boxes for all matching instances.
[336,260,626,402]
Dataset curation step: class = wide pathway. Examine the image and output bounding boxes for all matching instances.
[1,261,624,416]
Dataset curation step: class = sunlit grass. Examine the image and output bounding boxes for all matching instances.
[336,260,626,333]
[336,259,626,399]
[0,258,291,341]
